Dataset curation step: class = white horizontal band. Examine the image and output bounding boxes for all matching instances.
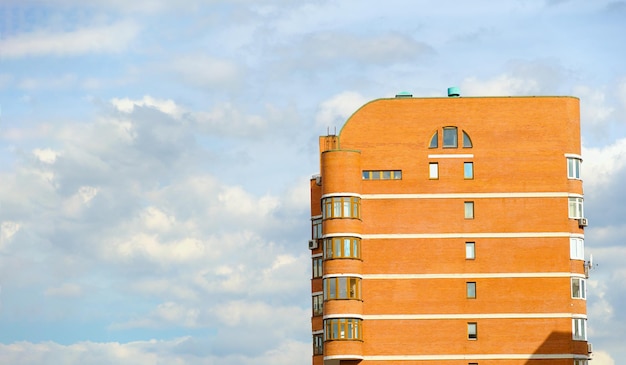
[364,354,585,361]
[322,233,363,238]
[312,329,323,335]
[565,153,583,160]
[362,192,570,199]
[363,272,585,279]
[310,215,322,220]
[324,355,364,361]
[321,192,361,199]
[311,291,322,296]
[364,232,574,239]
[311,253,323,258]
[323,313,364,320]
[428,154,474,158]
[364,313,585,320]
[323,273,363,279]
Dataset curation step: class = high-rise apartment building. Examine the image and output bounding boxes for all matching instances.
[309,89,590,365]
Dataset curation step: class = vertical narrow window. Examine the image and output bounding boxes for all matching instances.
[467,322,477,340]
[429,162,439,179]
[312,294,324,316]
[429,131,438,148]
[466,242,475,259]
[570,238,584,260]
[572,318,587,340]
[567,157,582,179]
[443,127,458,148]
[466,282,476,299]
[571,278,586,299]
[464,201,474,219]
[312,218,322,240]
[568,197,584,218]
[313,333,323,355]
[462,130,473,148]
[464,162,474,179]
[312,257,323,278]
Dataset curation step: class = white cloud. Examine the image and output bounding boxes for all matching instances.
[32,148,59,164]
[111,96,183,119]
[581,138,626,190]
[0,21,140,58]
[574,85,615,128]
[0,221,21,249]
[462,75,541,96]
[315,91,369,129]
[592,350,615,365]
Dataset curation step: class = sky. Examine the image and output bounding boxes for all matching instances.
[0,0,625,364]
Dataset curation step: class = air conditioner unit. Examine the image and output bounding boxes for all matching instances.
[309,239,318,250]
[315,176,322,186]
[587,342,593,354]
[578,218,588,227]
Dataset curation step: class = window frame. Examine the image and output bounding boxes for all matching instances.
[467,322,478,340]
[466,282,477,299]
[323,276,362,300]
[568,197,584,219]
[324,318,363,341]
[322,196,361,219]
[567,157,582,179]
[464,162,474,179]
[323,236,361,260]
[429,162,439,179]
[312,293,324,316]
[572,318,587,340]
[313,333,324,355]
[443,126,458,148]
[466,242,476,260]
[464,201,475,219]
[312,257,323,278]
[570,237,585,260]
[312,218,322,240]
[571,277,586,300]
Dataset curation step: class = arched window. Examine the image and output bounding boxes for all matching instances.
[428,127,473,149]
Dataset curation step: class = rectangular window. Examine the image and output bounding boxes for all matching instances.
[362,170,403,180]
[312,218,322,240]
[429,162,439,179]
[572,318,587,340]
[443,127,458,148]
[568,197,584,218]
[567,157,582,179]
[312,294,324,316]
[466,282,476,299]
[571,278,586,299]
[464,162,474,179]
[464,201,474,219]
[570,238,585,260]
[313,333,323,355]
[467,322,477,340]
[466,242,475,259]
[312,257,323,278]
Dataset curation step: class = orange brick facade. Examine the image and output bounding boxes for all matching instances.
[309,94,589,365]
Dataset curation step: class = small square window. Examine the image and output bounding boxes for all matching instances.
[464,201,474,219]
[382,170,391,179]
[429,163,439,179]
[393,170,402,179]
[464,162,474,179]
[465,242,475,259]
[468,322,477,340]
[362,171,370,180]
[467,282,476,299]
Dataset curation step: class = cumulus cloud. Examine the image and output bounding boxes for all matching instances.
[0,21,140,58]
[315,91,370,129]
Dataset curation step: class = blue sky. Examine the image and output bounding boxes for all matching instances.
[0,0,625,364]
